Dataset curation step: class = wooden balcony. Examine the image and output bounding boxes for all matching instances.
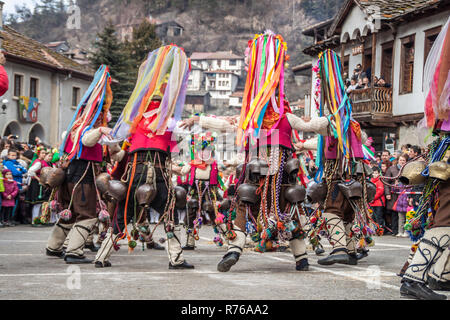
[349,87,393,120]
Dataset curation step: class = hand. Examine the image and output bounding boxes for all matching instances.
[294,141,304,151]
[224,115,238,126]
[7,195,11,200]
[171,164,183,175]
[0,52,5,66]
[179,116,199,130]
[386,195,391,200]
[100,127,112,139]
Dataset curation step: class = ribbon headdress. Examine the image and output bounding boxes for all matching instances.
[236,30,288,147]
[110,44,190,142]
[60,65,112,161]
[422,17,450,131]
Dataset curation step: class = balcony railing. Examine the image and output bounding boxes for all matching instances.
[349,87,392,118]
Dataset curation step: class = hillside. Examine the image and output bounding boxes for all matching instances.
[6,0,345,101]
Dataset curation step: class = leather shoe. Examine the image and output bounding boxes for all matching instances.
[95,261,112,268]
[345,253,358,265]
[318,253,350,265]
[169,261,195,269]
[46,248,65,258]
[217,252,240,272]
[400,280,447,300]
[64,255,93,264]
[147,242,165,250]
[84,243,100,252]
[356,249,369,260]
[428,277,450,291]
[314,245,325,256]
[182,245,195,250]
[295,258,309,271]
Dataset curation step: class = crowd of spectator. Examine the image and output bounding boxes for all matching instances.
[0,135,59,227]
[344,63,392,94]
[296,139,425,238]
[368,144,425,237]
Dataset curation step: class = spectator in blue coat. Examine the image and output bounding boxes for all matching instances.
[2,149,27,190]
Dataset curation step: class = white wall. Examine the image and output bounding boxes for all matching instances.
[188,69,203,91]
[59,76,90,142]
[1,62,53,143]
[1,61,91,145]
[229,96,240,107]
[391,11,449,116]
[340,6,368,43]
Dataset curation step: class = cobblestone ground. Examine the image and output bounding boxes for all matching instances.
[0,224,449,300]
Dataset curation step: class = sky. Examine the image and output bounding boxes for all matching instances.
[3,0,36,15]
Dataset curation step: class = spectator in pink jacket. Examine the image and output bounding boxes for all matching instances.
[0,51,9,97]
[1,169,19,227]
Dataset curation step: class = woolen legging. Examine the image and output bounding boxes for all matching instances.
[1,206,13,222]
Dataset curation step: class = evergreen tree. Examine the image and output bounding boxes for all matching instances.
[128,20,162,69]
[89,22,132,123]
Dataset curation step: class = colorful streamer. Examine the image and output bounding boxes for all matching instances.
[236,31,287,147]
[60,65,112,161]
[111,45,190,142]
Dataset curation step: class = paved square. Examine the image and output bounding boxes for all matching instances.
[0,225,449,300]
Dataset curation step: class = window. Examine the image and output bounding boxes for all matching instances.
[424,26,442,67]
[342,55,349,76]
[400,35,415,94]
[72,87,80,108]
[381,41,394,85]
[363,48,372,75]
[30,77,39,98]
[14,74,23,97]
[229,59,237,66]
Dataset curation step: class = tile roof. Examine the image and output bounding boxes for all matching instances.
[328,0,447,37]
[290,99,305,109]
[292,62,312,73]
[204,69,235,74]
[302,18,335,36]
[1,25,94,78]
[190,51,242,60]
[357,0,443,19]
[230,91,244,97]
[186,90,210,96]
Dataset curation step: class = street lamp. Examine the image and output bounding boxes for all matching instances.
[1,98,7,114]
